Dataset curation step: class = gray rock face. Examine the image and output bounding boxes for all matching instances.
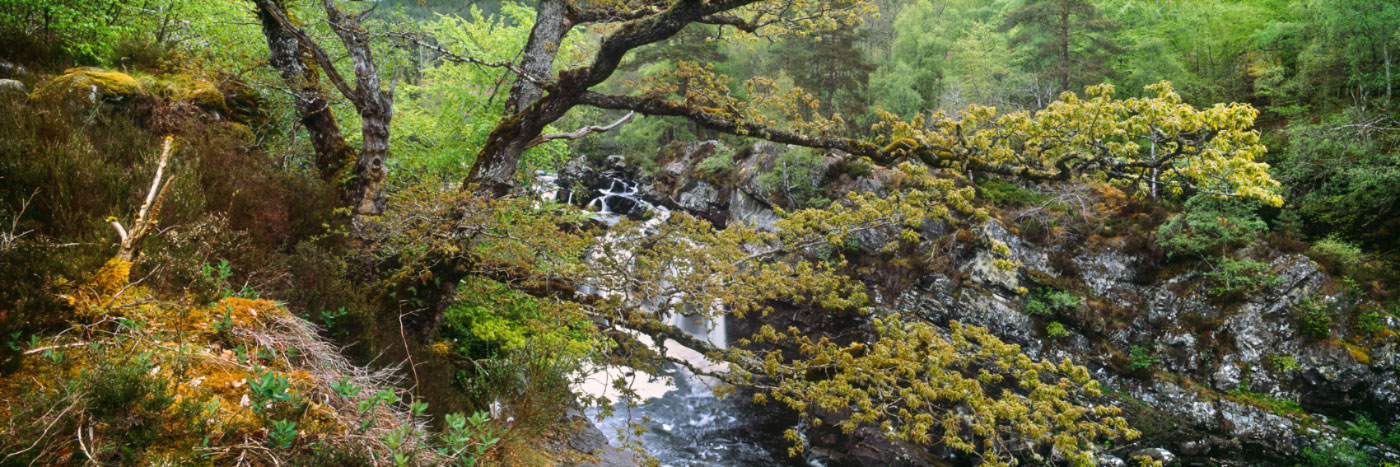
[729,188,780,231]
[886,219,1400,463]
[1127,447,1176,465]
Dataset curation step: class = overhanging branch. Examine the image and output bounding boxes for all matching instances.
[525,111,635,149]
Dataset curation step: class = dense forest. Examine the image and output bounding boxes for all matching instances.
[0,0,1398,465]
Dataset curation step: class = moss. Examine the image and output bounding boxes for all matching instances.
[29,67,146,108]
[89,257,133,295]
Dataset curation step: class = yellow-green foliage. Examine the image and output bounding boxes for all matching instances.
[370,163,1135,465]
[29,67,145,108]
[745,319,1135,466]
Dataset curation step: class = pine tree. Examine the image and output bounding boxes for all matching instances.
[999,0,1121,93]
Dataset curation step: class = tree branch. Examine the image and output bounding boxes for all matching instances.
[525,111,634,149]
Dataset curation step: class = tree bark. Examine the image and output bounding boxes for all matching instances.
[505,0,571,114]
[253,0,392,215]
[253,0,357,184]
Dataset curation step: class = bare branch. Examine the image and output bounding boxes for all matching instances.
[525,111,634,149]
[114,136,175,262]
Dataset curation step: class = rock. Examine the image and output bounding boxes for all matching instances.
[729,188,780,231]
[1128,447,1176,465]
[1095,454,1128,467]
[674,180,724,220]
[0,60,31,81]
[29,67,146,112]
[0,79,24,96]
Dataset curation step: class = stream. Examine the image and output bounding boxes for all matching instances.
[536,172,809,467]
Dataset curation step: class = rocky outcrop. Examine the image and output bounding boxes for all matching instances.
[890,218,1400,464]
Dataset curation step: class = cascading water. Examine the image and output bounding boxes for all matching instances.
[536,171,804,466]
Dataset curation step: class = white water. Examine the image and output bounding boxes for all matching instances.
[534,171,794,466]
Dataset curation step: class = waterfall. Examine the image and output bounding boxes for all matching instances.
[536,170,792,466]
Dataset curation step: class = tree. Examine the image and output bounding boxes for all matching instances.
[779,25,876,123]
[998,0,1121,94]
[244,1,1285,463]
[251,0,392,216]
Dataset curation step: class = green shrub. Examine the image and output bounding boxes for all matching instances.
[1201,256,1281,299]
[1344,415,1384,445]
[1294,297,1334,338]
[1127,345,1156,372]
[1271,355,1300,373]
[977,178,1048,207]
[1045,321,1069,338]
[757,147,830,209]
[1155,194,1267,259]
[1354,309,1386,334]
[696,142,736,174]
[1023,286,1081,317]
[1299,440,1371,467]
[442,278,597,360]
[456,347,580,438]
[1310,236,1369,275]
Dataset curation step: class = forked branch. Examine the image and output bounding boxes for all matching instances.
[110,136,175,262]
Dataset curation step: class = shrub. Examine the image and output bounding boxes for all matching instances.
[696,141,736,174]
[1155,194,1267,259]
[1354,309,1386,334]
[1201,256,1281,300]
[1271,355,1300,373]
[1023,286,1081,317]
[1344,415,1384,445]
[455,347,581,438]
[977,178,1049,207]
[757,147,830,209]
[1045,321,1069,338]
[1127,345,1156,372]
[1294,297,1334,338]
[1309,236,1369,276]
[1299,440,1371,467]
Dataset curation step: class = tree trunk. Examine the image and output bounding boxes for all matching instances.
[505,0,571,114]
[254,1,357,184]
[1060,9,1071,93]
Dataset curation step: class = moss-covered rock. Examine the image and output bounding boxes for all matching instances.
[219,79,271,127]
[144,74,230,115]
[28,67,146,111]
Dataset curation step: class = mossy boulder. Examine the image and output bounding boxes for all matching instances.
[218,79,271,127]
[144,74,231,115]
[29,67,147,111]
